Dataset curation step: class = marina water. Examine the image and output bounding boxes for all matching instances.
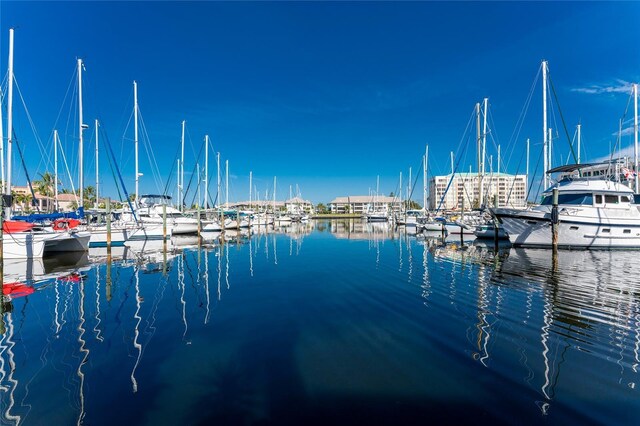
[1,219,638,425]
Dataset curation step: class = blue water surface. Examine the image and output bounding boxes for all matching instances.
[1,220,638,425]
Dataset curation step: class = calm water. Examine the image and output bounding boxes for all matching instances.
[1,219,639,425]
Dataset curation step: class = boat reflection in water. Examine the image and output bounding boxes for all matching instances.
[0,219,638,424]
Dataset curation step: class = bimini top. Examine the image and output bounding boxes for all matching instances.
[546,163,600,174]
[139,194,172,200]
[139,194,172,208]
[543,177,634,195]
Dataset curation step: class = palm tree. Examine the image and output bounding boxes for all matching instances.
[84,185,96,204]
[33,171,57,212]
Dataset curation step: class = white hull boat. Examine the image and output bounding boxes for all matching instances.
[493,171,640,249]
[2,232,48,259]
[43,230,91,253]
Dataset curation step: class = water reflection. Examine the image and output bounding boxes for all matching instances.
[0,220,638,424]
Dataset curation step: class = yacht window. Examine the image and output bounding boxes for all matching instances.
[541,193,593,205]
[604,195,618,204]
[624,229,631,234]
[569,226,579,230]
[602,228,611,233]
[595,194,603,204]
[620,195,632,203]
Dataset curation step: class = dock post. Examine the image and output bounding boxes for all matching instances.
[551,187,559,250]
[162,203,167,240]
[106,197,111,250]
[0,196,4,265]
[493,194,500,252]
[106,250,112,302]
[197,202,201,243]
[460,197,465,245]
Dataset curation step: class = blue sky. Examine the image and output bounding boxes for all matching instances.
[1,1,639,204]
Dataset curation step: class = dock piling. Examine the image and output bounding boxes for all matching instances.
[106,197,111,250]
[551,187,559,250]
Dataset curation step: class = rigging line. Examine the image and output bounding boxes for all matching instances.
[506,66,541,159]
[101,126,124,201]
[120,107,134,167]
[49,65,77,142]
[435,107,476,213]
[408,158,424,203]
[57,134,78,200]
[13,130,40,213]
[567,127,578,166]
[138,112,164,193]
[505,146,526,207]
[183,140,206,205]
[101,124,138,221]
[548,73,578,165]
[13,77,50,172]
[531,148,545,203]
[162,144,182,196]
[609,90,633,165]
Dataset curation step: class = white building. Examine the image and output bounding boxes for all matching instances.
[285,197,315,214]
[429,173,527,211]
[329,195,402,215]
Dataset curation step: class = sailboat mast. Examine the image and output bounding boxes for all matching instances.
[424,145,428,210]
[476,102,482,206]
[577,123,581,165]
[134,81,139,205]
[205,135,209,209]
[548,128,553,173]
[450,152,454,175]
[216,152,220,208]
[249,171,252,209]
[95,119,99,208]
[542,60,548,189]
[482,97,488,205]
[180,120,185,211]
[497,144,501,175]
[634,83,638,193]
[273,176,276,213]
[5,28,14,214]
[526,138,530,201]
[54,130,59,212]
[408,167,412,202]
[78,58,85,209]
[225,159,229,208]
[398,172,402,204]
[0,84,4,195]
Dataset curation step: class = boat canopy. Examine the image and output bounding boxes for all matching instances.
[546,163,600,174]
[12,207,85,223]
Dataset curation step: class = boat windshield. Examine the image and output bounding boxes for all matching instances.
[540,193,593,205]
[139,195,172,207]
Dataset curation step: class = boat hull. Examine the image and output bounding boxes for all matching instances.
[44,231,91,253]
[494,207,640,248]
[2,232,47,259]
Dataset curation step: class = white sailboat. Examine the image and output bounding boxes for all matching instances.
[1,30,89,257]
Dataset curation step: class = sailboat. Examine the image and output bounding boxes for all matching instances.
[365,176,389,222]
[1,30,90,257]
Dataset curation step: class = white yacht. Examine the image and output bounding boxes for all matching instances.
[492,166,640,248]
[396,209,424,227]
[133,194,199,235]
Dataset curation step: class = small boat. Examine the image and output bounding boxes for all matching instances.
[474,224,509,240]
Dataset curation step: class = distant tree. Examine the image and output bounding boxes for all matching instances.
[406,200,422,210]
[316,203,327,214]
[389,191,395,198]
[84,186,96,204]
